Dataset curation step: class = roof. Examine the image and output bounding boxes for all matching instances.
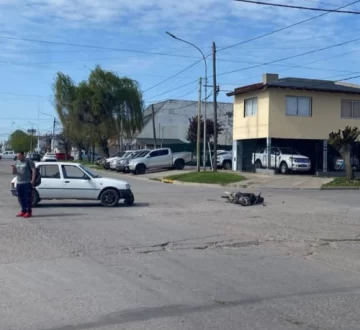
[142,99,233,126]
[132,137,188,145]
[227,77,360,97]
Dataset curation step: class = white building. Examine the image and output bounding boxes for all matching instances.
[130,99,233,148]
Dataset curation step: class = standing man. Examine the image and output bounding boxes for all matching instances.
[12,152,36,218]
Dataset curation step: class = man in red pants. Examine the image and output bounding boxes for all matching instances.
[12,151,36,218]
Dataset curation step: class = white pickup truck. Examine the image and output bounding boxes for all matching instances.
[252,147,311,174]
[128,148,192,175]
[216,151,233,170]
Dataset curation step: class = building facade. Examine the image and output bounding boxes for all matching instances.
[228,73,360,173]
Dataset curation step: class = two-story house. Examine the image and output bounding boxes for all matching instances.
[227,73,360,173]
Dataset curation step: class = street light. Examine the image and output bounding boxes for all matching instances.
[166,32,208,171]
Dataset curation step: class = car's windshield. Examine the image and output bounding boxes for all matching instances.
[128,151,140,158]
[111,152,125,158]
[277,148,300,155]
[80,165,101,178]
[137,151,150,157]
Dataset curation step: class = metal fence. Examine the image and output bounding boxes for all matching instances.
[318,142,360,174]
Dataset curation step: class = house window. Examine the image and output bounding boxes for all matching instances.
[341,100,360,119]
[286,96,312,117]
[244,97,257,117]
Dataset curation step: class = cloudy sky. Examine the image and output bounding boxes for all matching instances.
[0,0,360,138]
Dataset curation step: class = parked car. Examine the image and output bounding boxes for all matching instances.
[41,153,58,162]
[116,150,150,172]
[10,162,134,207]
[109,150,141,171]
[216,151,232,170]
[103,151,132,169]
[55,153,74,161]
[252,147,311,174]
[334,155,359,171]
[0,150,16,160]
[26,152,41,162]
[128,148,192,175]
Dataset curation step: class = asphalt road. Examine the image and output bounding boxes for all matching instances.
[1,161,360,330]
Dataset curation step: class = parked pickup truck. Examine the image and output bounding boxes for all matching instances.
[216,151,232,170]
[252,147,311,174]
[128,148,192,175]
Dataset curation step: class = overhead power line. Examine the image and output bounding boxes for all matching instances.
[219,0,360,52]
[234,0,360,14]
[0,35,203,60]
[146,79,198,100]
[143,58,204,93]
[219,47,360,87]
[217,36,360,77]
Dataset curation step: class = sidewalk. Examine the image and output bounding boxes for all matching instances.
[142,169,333,190]
[228,172,333,190]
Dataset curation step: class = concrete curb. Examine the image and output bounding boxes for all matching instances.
[320,186,360,190]
[161,179,174,184]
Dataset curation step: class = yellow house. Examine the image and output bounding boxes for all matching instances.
[227,73,360,173]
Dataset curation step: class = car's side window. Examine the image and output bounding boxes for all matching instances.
[158,149,169,156]
[39,165,60,179]
[62,165,86,179]
[149,150,160,158]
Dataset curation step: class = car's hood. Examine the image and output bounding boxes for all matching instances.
[129,156,146,163]
[92,177,129,189]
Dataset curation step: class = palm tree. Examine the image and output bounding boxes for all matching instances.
[329,126,360,179]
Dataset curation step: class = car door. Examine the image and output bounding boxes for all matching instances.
[146,150,161,169]
[270,148,277,168]
[61,164,97,199]
[261,149,267,167]
[37,164,62,199]
[157,149,172,167]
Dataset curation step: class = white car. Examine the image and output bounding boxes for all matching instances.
[10,162,134,207]
[252,147,311,174]
[41,153,57,162]
[0,150,16,160]
[109,151,138,171]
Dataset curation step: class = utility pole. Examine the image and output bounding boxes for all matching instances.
[197,77,202,172]
[203,80,207,171]
[52,117,56,152]
[119,104,124,152]
[212,42,218,172]
[151,104,157,148]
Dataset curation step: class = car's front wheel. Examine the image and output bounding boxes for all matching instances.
[100,188,119,207]
[124,192,135,206]
[280,162,288,174]
[134,164,146,175]
[223,160,232,170]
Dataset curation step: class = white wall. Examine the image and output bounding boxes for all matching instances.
[137,100,233,145]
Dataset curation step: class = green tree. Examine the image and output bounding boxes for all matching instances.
[9,130,36,152]
[329,126,360,179]
[186,116,224,144]
[53,66,144,157]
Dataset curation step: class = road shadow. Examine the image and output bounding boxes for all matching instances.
[36,202,150,208]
